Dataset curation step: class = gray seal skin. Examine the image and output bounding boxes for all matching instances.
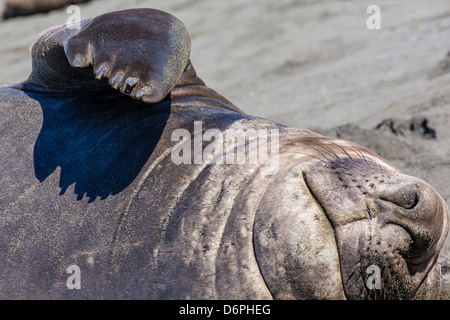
[0,8,448,300]
[0,0,90,20]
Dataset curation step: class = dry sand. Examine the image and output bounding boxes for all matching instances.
[1,0,450,298]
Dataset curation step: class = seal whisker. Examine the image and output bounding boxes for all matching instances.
[309,146,333,164]
[365,148,385,175]
[314,142,341,162]
[318,143,340,160]
[331,141,355,161]
[352,146,373,170]
[309,144,336,165]
[283,151,332,167]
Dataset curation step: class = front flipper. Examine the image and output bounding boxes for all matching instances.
[27,8,191,103]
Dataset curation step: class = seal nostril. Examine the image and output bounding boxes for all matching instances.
[380,188,419,210]
[403,192,419,209]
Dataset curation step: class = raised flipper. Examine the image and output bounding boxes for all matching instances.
[26,8,191,103]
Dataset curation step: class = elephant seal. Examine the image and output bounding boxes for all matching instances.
[0,0,90,20]
[0,8,448,300]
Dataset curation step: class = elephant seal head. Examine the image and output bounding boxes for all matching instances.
[253,137,449,300]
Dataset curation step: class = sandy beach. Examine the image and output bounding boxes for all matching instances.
[1,0,450,298]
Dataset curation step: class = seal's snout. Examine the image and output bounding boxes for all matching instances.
[379,183,419,210]
[375,178,447,264]
[302,156,449,299]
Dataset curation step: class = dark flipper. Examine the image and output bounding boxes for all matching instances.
[26,8,191,103]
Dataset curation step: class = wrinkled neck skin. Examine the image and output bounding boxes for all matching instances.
[170,62,244,114]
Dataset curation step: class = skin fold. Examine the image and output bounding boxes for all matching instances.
[0,8,448,299]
